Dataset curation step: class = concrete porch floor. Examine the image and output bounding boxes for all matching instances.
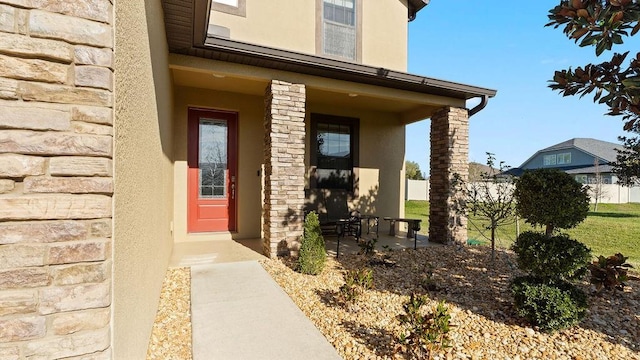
[170,229,430,267]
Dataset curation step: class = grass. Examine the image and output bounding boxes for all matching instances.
[405,200,640,268]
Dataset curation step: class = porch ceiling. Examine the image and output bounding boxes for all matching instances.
[171,66,439,121]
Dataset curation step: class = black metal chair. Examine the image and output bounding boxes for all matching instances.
[335,210,362,258]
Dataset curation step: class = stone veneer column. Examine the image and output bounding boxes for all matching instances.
[263,80,306,257]
[429,107,469,245]
[0,1,113,359]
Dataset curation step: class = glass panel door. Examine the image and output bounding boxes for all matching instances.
[199,119,228,198]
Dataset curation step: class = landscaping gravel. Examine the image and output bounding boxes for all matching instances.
[146,267,192,360]
[261,245,640,360]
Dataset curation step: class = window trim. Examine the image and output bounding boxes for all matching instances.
[211,0,246,17]
[315,0,363,62]
[310,113,360,191]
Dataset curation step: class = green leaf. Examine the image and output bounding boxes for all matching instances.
[622,77,640,89]
[596,39,608,56]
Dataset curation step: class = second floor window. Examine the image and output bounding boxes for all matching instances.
[323,0,356,60]
[557,153,571,164]
[543,154,556,166]
[544,152,571,166]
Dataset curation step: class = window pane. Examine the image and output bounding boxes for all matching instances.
[316,169,352,189]
[543,154,556,166]
[323,0,356,60]
[315,120,354,190]
[317,123,350,158]
[199,119,227,199]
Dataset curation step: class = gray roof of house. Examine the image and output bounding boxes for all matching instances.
[538,138,623,163]
[564,164,614,174]
[518,138,624,169]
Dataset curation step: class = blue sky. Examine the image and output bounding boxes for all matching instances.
[405,1,640,175]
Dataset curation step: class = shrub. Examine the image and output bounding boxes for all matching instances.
[358,236,377,256]
[588,253,634,292]
[298,211,326,275]
[511,276,588,332]
[398,295,453,359]
[339,268,373,303]
[512,231,591,280]
[514,169,590,235]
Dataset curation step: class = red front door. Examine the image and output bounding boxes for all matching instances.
[187,108,237,232]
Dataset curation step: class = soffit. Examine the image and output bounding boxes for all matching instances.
[171,66,435,115]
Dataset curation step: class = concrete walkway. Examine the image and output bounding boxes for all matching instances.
[191,260,342,360]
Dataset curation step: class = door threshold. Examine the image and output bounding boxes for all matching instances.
[184,232,235,242]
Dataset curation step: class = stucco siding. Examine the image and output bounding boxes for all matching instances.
[209,0,408,71]
[114,0,174,358]
[361,0,407,71]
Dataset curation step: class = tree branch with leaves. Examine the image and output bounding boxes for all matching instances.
[547,0,640,185]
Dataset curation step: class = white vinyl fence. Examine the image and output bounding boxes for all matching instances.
[405,179,640,204]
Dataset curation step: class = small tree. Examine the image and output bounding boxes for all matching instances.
[588,160,608,211]
[298,211,326,275]
[514,169,590,236]
[405,160,425,180]
[452,153,516,261]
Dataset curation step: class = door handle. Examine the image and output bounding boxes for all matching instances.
[231,183,235,200]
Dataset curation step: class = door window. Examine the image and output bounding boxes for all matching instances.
[199,119,228,198]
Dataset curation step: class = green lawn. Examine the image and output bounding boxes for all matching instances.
[405,200,640,267]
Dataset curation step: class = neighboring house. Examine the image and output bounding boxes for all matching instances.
[508,138,624,184]
[0,0,495,359]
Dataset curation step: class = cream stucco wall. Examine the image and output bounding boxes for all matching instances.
[173,87,265,242]
[171,82,407,241]
[362,0,408,72]
[114,0,175,357]
[210,0,408,71]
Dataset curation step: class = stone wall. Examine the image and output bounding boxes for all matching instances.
[263,80,306,257]
[429,107,468,245]
[0,1,113,358]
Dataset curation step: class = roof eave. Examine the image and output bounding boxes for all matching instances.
[201,36,496,100]
[408,0,429,21]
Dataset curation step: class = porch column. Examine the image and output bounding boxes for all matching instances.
[429,107,469,244]
[263,80,307,257]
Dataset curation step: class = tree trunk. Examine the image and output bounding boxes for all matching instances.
[491,223,496,262]
[545,224,554,237]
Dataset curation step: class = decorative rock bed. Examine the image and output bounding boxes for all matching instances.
[262,246,639,360]
[147,246,639,359]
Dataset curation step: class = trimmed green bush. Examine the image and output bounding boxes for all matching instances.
[512,231,591,280]
[514,169,590,236]
[511,276,588,332]
[298,211,326,275]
